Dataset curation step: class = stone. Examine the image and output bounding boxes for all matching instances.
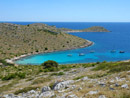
[66,94,78,98]
[121,84,129,88]
[28,90,36,94]
[41,86,51,93]
[78,87,82,91]
[115,77,125,81]
[98,95,106,98]
[110,80,114,83]
[82,77,89,81]
[115,83,119,87]
[71,85,76,89]
[109,88,115,90]
[40,91,54,98]
[3,94,14,98]
[88,91,98,95]
[98,82,106,87]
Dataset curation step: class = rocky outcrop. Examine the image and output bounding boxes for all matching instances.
[53,80,74,90]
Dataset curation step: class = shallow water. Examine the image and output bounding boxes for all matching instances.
[7,22,130,65]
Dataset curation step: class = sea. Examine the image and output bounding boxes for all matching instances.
[2,22,130,65]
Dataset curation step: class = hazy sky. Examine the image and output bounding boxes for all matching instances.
[0,0,130,22]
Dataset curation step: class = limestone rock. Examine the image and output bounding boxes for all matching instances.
[88,91,98,95]
[82,77,89,81]
[66,94,78,98]
[121,84,129,88]
[99,95,106,98]
[40,91,54,98]
[53,80,74,90]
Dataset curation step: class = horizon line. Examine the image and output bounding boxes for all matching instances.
[0,21,130,23]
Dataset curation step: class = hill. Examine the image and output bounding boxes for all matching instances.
[0,23,92,59]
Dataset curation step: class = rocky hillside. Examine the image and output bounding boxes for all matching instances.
[0,61,130,98]
[0,23,92,59]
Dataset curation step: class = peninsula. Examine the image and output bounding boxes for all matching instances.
[0,23,93,60]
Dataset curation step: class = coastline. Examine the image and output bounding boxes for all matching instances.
[6,40,93,65]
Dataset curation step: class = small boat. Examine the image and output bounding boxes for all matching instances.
[67,54,72,56]
[79,53,85,56]
[119,51,125,53]
[111,50,116,53]
[90,50,95,53]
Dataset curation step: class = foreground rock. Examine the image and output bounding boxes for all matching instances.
[53,80,74,90]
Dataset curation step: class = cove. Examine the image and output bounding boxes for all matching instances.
[14,22,130,65]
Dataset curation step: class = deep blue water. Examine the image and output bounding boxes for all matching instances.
[2,22,130,65]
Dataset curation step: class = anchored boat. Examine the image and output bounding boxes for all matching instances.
[119,51,125,53]
[79,53,85,56]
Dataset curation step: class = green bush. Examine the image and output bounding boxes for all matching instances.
[2,73,16,80]
[17,72,26,79]
[42,60,58,69]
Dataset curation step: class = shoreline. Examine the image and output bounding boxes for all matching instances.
[6,40,93,65]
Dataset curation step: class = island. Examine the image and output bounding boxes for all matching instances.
[60,26,110,33]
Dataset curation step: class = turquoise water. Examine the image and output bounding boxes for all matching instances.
[6,22,130,65]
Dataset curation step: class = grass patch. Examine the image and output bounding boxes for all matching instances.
[73,76,85,80]
[50,72,65,76]
[92,61,130,73]
[0,80,19,93]
[32,77,51,85]
[88,73,108,79]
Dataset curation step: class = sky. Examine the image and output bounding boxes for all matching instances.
[0,0,130,22]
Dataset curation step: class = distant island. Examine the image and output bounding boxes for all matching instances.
[60,26,110,33]
[0,23,92,60]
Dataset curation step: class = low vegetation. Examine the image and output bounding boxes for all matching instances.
[0,60,130,98]
[93,61,130,73]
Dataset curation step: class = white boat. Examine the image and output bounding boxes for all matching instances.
[79,53,85,56]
